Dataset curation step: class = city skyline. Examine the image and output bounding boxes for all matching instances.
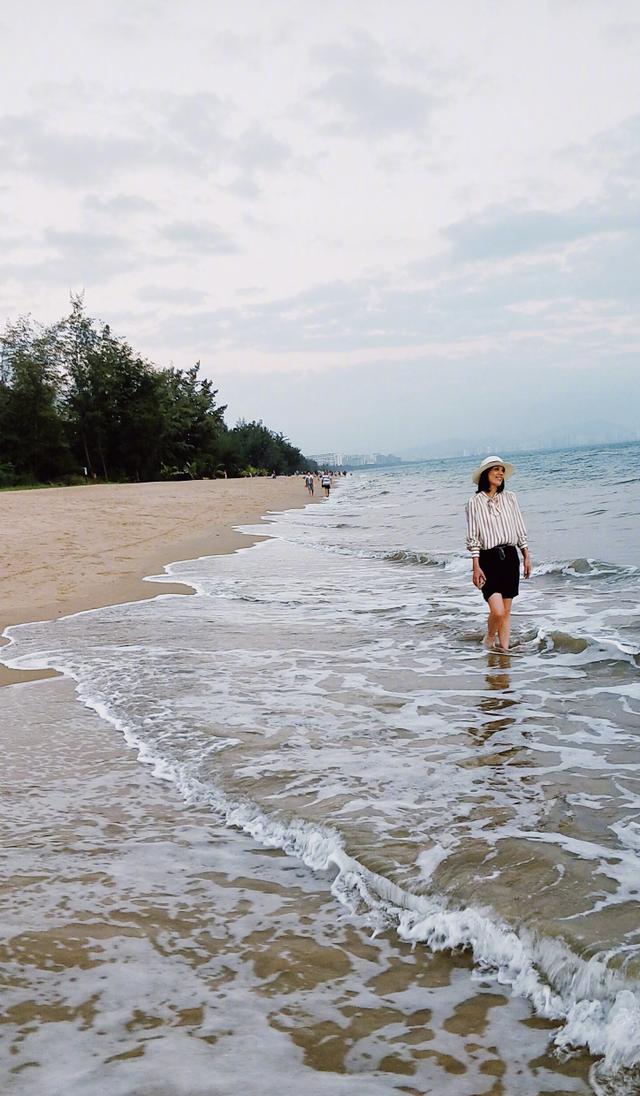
[310,430,640,469]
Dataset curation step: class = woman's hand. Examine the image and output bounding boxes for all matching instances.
[522,551,532,579]
[472,565,486,589]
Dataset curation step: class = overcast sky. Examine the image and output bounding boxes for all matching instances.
[1,0,639,454]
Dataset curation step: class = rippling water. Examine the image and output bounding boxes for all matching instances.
[2,442,640,1094]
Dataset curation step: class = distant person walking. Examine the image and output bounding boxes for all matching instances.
[321,473,331,497]
[465,456,531,651]
[305,473,314,495]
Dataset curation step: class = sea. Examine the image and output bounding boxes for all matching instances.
[1,441,640,1096]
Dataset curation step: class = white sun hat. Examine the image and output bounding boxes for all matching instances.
[471,455,515,485]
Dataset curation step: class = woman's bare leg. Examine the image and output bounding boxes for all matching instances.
[485,595,502,648]
[487,593,512,650]
[501,598,513,650]
[485,607,499,648]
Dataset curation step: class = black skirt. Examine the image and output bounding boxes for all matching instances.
[478,544,520,602]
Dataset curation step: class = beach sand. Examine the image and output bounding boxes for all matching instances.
[0,476,312,686]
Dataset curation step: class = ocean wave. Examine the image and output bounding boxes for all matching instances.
[384,549,447,567]
[84,704,640,1078]
[535,558,639,581]
[535,628,640,667]
[274,536,459,569]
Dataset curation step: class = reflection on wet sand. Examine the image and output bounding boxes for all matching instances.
[466,651,517,742]
[485,650,512,693]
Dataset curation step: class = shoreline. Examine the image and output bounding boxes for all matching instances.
[0,476,317,687]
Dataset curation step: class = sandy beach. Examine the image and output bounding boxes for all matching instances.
[0,476,312,686]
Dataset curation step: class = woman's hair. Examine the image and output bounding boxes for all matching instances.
[476,468,505,494]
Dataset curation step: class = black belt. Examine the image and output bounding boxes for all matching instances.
[482,544,511,560]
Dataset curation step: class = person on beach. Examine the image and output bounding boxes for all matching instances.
[305,473,314,495]
[321,473,331,497]
[465,456,531,651]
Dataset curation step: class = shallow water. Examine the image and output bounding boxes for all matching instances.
[0,679,596,1095]
[2,442,640,1093]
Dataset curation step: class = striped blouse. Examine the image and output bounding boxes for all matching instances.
[465,491,528,558]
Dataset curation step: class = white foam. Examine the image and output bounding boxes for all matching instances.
[417,839,458,881]
[26,668,640,1075]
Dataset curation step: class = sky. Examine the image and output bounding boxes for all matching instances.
[1,0,639,456]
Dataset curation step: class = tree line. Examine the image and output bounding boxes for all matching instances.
[0,298,316,487]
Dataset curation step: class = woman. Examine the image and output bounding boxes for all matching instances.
[465,456,531,651]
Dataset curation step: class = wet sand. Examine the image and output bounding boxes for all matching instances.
[0,677,594,1095]
[0,476,312,685]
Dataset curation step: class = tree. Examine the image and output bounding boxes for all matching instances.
[0,316,70,482]
[58,295,107,478]
[60,298,167,481]
[227,420,307,475]
[156,363,227,479]
[0,298,313,486]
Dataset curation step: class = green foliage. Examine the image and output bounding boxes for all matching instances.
[0,461,18,487]
[239,465,270,478]
[228,420,306,476]
[0,298,315,486]
[0,316,72,482]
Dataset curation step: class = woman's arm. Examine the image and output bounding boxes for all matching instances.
[465,498,486,588]
[465,497,482,557]
[512,495,531,578]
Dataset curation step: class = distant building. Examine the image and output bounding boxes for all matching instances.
[374,453,402,466]
[342,453,403,469]
[309,452,344,468]
[309,451,404,469]
[342,453,370,467]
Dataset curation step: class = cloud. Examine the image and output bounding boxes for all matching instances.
[136,284,208,305]
[0,89,293,196]
[83,193,157,215]
[159,220,239,254]
[0,93,226,186]
[559,113,640,191]
[145,91,294,197]
[225,175,261,200]
[603,19,640,45]
[92,0,174,40]
[224,125,293,199]
[309,31,439,139]
[208,29,266,65]
[147,191,640,366]
[157,91,229,159]
[0,113,151,186]
[316,68,434,137]
[432,115,640,288]
[0,225,145,290]
[234,125,291,172]
[311,33,385,73]
[41,228,138,285]
[443,201,640,262]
